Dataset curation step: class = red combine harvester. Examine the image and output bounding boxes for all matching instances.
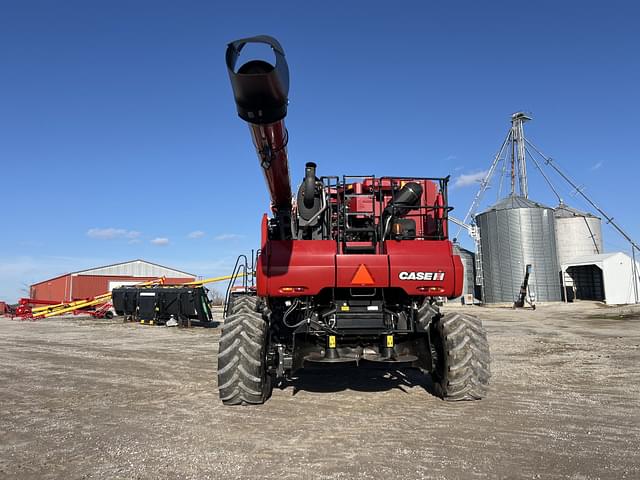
[219,36,490,405]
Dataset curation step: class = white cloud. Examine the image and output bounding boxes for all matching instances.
[453,170,488,188]
[150,237,169,246]
[214,233,244,241]
[187,230,205,239]
[590,161,603,171]
[87,228,141,240]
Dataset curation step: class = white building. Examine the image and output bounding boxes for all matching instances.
[561,252,640,305]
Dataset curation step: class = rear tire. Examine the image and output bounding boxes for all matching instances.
[431,312,490,401]
[225,293,258,318]
[217,295,272,405]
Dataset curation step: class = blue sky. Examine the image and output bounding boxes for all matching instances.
[1,1,639,301]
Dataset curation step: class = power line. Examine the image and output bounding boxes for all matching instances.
[524,144,563,204]
[525,139,639,252]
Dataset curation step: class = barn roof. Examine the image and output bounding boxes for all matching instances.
[31,259,195,286]
[74,259,195,278]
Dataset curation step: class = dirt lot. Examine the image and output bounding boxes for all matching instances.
[1,302,639,479]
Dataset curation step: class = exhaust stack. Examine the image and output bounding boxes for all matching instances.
[226,35,292,215]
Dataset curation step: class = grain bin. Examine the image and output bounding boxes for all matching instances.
[452,244,476,303]
[477,196,561,303]
[554,203,603,265]
[554,203,604,300]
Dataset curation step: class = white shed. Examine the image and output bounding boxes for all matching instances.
[561,252,640,305]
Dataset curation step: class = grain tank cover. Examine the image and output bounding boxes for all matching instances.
[477,195,561,303]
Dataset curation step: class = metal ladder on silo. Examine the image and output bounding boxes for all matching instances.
[471,224,485,302]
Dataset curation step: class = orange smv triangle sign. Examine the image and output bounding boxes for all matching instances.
[351,264,375,285]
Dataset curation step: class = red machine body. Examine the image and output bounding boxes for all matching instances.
[217,35,490,407]
[257,198,463,298]
[225,36,462,303]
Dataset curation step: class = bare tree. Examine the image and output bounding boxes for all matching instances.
[209,289,226,306]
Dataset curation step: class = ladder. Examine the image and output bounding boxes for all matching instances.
[473,224,485,302]
[340,175,378,253]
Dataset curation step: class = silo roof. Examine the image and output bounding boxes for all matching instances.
[453,244,475,256]
[554,203,599,219]
[480,195,552,214]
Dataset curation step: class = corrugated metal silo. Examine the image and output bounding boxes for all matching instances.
[452,244,476,302]
[554,203,603,265]
[477,196,561,303]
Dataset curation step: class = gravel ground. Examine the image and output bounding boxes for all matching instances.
[1,302,639,479]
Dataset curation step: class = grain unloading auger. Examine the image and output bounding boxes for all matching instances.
[218,35,490,405]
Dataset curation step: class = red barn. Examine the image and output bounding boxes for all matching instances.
[30,259,196,302]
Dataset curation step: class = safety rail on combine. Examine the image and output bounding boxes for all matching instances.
[326,175,454,251]
[223,252,257,318]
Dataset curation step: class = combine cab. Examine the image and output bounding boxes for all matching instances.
[218,36,490,405]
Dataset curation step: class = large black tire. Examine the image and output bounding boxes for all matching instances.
[217,296,272,405]
[226,294,258,317]
[417,301,441,328]
[431,312,490,401]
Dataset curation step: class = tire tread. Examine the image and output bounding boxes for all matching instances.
[434,312,491,401]
[217,295,272,406]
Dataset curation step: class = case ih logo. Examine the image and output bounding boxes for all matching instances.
[399,271,445,281]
